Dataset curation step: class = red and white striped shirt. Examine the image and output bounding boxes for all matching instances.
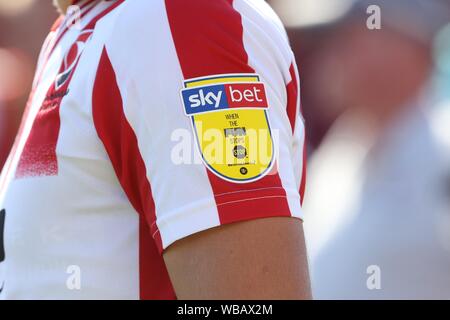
[0,0,305,299]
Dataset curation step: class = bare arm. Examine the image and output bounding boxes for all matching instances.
[163,217,312,300]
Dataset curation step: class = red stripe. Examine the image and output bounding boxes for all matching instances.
[166,0,253,78]
[165,0,291,224]
[139,215,175,300]
[93,48,175,300]
[286,64,299,133]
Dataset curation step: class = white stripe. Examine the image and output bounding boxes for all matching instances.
[290,59,307,194]
[104,0,221,250]
[234,0,305,219]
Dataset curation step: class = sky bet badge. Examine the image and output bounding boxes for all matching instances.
[181,74,274,183]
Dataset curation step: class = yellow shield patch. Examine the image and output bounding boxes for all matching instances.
[181,74,274,183]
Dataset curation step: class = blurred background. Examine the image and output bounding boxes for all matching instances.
[1,0,450,299]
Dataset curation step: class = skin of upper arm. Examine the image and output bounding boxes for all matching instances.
[163,217,312,300]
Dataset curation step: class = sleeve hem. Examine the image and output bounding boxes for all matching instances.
[153,190,303,254]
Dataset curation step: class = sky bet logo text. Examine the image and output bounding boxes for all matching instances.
[182,81,268,115]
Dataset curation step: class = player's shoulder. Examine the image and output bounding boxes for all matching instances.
[102,0,292,66]
[107,0,289,44]
[116,0,284,25]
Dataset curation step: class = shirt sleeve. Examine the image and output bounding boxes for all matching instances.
[92,0,306,253]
